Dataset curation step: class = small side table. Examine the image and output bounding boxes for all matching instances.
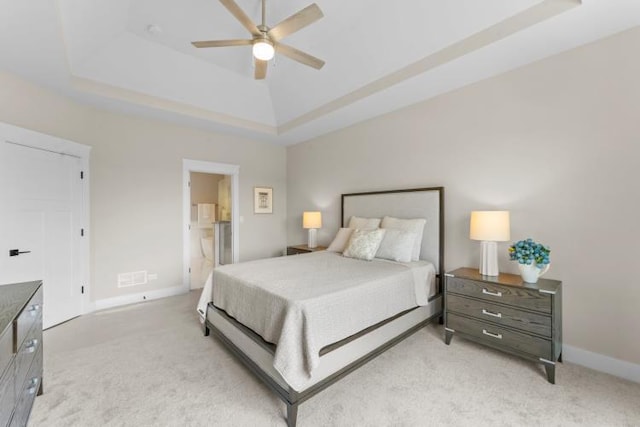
[444,267,562,384]
[286,244,327,255]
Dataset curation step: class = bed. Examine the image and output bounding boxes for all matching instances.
[200,187,444,426]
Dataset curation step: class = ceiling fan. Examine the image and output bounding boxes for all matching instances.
[192,0,325,79]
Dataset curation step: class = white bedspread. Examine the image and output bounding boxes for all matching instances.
[205,251,435,391]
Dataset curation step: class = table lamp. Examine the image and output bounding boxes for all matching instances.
[303,211,322,249]
[470,211,510,276]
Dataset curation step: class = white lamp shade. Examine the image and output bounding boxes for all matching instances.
[253,40,274,61]
[469,211,510,242]
[303,211,322,229]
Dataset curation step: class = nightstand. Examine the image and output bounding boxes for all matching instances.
[444,267,562,384]
[286,244,327,255]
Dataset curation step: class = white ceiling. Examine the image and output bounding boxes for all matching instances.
[1,0,639,145]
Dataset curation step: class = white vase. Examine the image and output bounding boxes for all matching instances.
[518,262,550,283]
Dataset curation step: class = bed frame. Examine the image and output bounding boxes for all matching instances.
[204,187,444,426]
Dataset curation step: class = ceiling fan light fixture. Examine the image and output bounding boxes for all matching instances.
[253,39,275,61]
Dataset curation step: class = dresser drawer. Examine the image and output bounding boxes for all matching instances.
[446,294,551,337]
[447,277,551,313]
[0,281,43,427]
[11,347,42,427]
[0,360,16,427]
[447,313,552,359]
[15,287,43,351]
[14,319,42,397]
[0,327,13,381]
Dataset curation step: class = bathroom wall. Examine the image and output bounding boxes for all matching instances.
[190,172,224,208]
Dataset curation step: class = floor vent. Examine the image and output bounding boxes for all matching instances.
[118,271,148,288]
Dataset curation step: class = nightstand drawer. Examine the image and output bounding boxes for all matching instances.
[447,294,551,337]
[448,313,551,359]
[447,277,551,313]
[286,245,327,256]
[287,247,306,255]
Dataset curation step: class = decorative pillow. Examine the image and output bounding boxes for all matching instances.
[343,229,386,261]
[348,216,381,230]
[326,228,354,253]
[375,229,417,263]
[380,216,427,261]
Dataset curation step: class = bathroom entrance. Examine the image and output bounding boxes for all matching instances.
[182,159,239,292]
[189,172,232,290]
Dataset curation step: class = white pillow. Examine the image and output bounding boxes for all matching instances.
[348,216,381,230]
[343,229,386,261]
[380,216,427,261]
[326,228,354,253]
[375,229,417,263]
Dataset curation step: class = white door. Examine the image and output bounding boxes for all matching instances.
[0,140,84,328]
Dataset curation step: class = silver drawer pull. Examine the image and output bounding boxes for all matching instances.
[482,329,502,339]
[482,288,502,297]
[25,338,39,353]
[28,304,41,315]
[482,309,502,318]
[27,377,39,395]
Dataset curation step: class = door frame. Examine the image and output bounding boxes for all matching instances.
[0,121,92,315]
[182,159,239,291]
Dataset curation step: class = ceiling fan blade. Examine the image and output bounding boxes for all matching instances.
[275,43,325,69]
[254,58,268,79]
[219,0,260,36]
[191,39,253,48]
[268,3,323,41]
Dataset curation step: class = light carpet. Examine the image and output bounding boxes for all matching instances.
[31,291,640,426]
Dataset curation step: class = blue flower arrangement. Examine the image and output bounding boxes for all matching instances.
[508,238,550,267]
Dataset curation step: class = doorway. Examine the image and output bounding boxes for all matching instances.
[182,159,239,292]
[0,122,90,329]
[189,172,232,289]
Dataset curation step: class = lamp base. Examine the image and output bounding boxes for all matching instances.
[308,228,318,249]
[479,240,499,276]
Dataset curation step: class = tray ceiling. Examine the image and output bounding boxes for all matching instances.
[1,0,639,144]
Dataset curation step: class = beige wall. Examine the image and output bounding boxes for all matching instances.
[0,71,287,301]
[287,28,640,365]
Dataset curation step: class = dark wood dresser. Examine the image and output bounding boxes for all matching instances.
[444,268,562,383]
[0,281,43,427]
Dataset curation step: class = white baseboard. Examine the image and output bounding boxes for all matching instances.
[93,285,188,311]
[564,344,640,383]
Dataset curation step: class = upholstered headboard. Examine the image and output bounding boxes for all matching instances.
[341,187,444,276]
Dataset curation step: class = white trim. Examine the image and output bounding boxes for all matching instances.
[94,285,186,311]
[0,121,92,318]
[564,345,640,383]
[182,159,240,290]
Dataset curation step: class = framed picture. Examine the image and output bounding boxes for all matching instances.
[254,186,273,214]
